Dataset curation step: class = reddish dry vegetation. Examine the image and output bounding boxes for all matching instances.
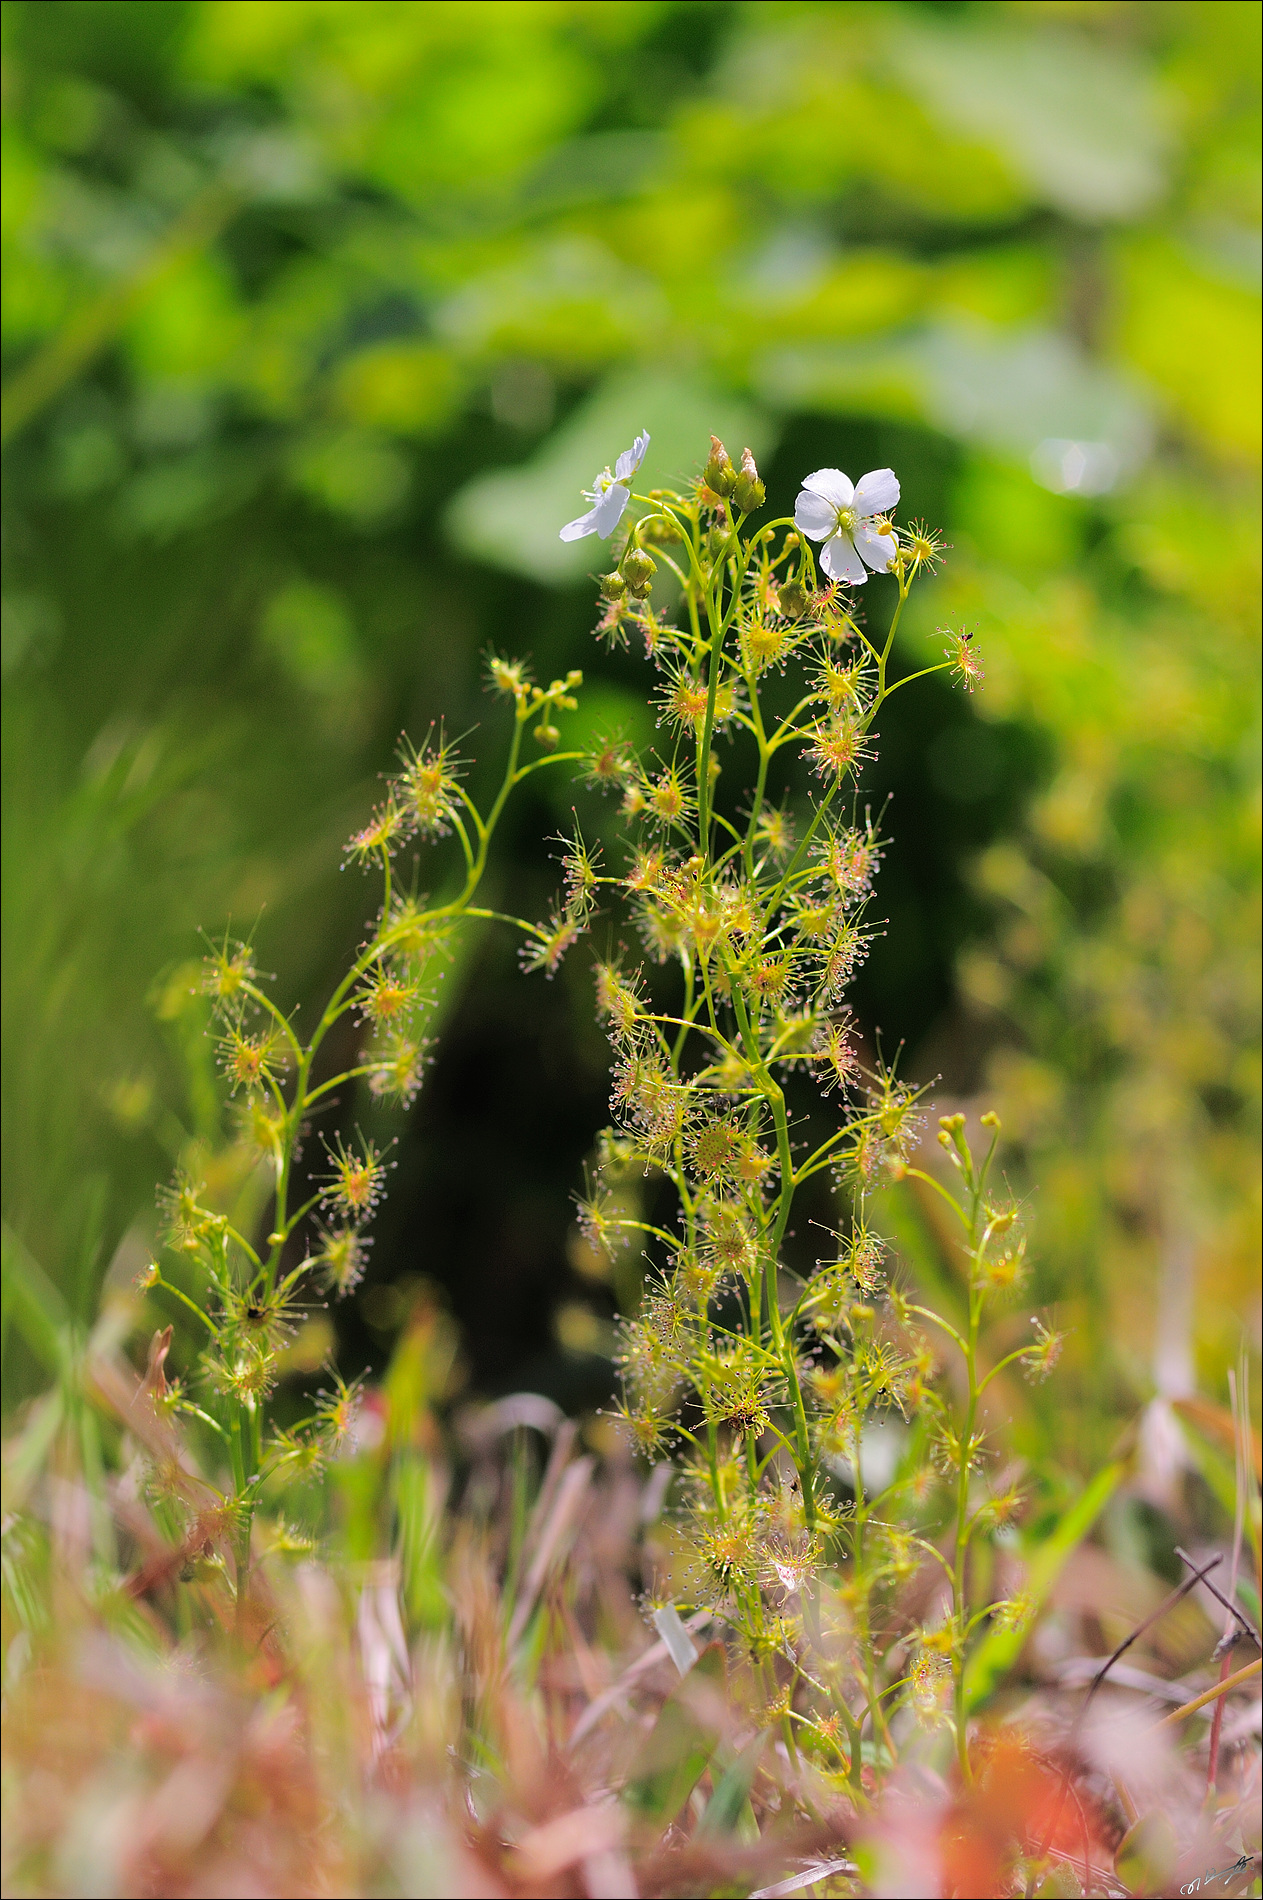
[4,1371,1260,1900]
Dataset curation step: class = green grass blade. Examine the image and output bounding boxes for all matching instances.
[963,1460,1123,1712]
[623,1642,727,1827]
[698,1729,765,1839]
[2,1223,72,1379]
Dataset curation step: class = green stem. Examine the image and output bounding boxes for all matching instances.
[845,1704,866,1792]
[301,1068,375,1107]
[696,570,727,852]
[760,776,841,927]
[233,1505,253,1638]
[177,1402,231,1445]
[223,1224,262,1269]
[727,977,816,1527]
[900,1166,968,1223]
[239,982,304,1064]
[263,708,548,1292]
[976,1345,1039,1397]
[228,1407,247,1495]
[741,685,772,878]
[672,961,696,1066]
[880,579,911,671]
[953,1281,982,1782]
[153,1274,217,1335]
[878,660,954,700]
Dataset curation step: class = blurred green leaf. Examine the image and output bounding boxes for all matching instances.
[1114,1811,1178,1897]
[259,579,362,700]
[446,367,773,582]
[760,319,1151,488]
[331,342,465,438]
[890,16,1171,221]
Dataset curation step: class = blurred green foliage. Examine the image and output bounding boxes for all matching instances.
[2,1,1258,1441]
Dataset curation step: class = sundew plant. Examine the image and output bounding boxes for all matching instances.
[131,422,1058,1767]
[553,431,1060,1780]
[5,425,1259,1900]
[136,666,587,1628]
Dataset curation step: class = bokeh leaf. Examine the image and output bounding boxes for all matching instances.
[445,367,773,582]
[890,16,1171,221]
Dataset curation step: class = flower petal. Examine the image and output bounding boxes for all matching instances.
[853,468,899,517]
[559,505,601,542]
[592,482,631,537]
[795,489,840,541]
[853,522,898,572]
[614,430,651,482]
[801,467,854,509]
[820,534,867,585]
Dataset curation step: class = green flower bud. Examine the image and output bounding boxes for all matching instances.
[732,447,765,515]
[620,547,657,598]
[777,577,807,618]
[534,723,561,750]
[599,571,627,602]
[703,435,736,496]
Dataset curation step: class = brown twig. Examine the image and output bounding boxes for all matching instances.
[1205,1649,1236,1792]
[1174,1546,1260,1653]
[1154,1657,1261,1729]
[1077,1552,1224,1721]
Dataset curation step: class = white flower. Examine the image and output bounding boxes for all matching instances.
[794,467,900,584]
[559,430,650,542]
